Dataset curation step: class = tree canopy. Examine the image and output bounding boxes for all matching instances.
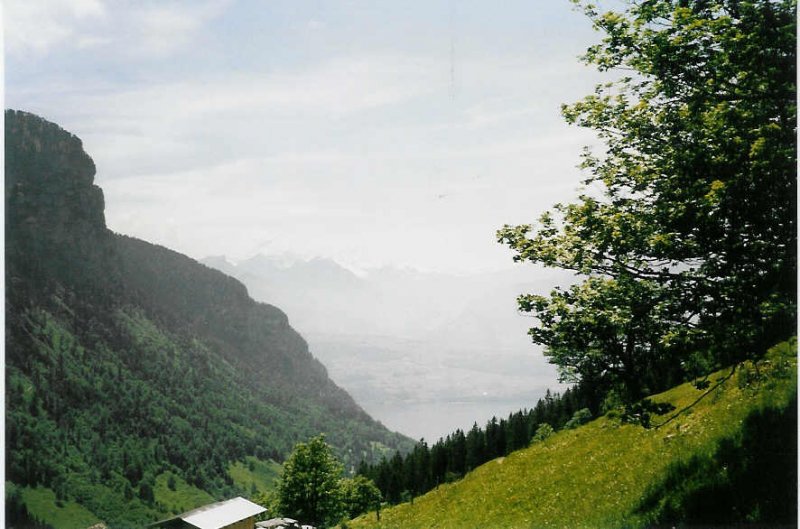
[340,475,382,519]
[498,0,796,401]
[277,435,345,528]
[274,435,384,527]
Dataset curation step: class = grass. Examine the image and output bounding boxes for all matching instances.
[346,340,797,529]
[17,485,101,529]
[154,471,215,515]
[228,456,282,496]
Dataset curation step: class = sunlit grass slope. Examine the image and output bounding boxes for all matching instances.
[154,472,215,515]
[348,340,796,529]
[150,457,281,516]
[9,484,101,529]
[228,456,282,495]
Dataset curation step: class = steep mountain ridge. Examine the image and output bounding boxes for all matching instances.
[5,110,412,528]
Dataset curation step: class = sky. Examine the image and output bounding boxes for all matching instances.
[5,0,607,275]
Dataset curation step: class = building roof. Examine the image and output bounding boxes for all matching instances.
[152,497,267,529]
[256,518,299,529]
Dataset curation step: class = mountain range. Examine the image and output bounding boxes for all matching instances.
[200,254,573,440]
[5,109,412,528]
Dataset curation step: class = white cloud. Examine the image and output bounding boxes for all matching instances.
[5,0,228,59]
[46,52,441,177]
[5,0,106,55]
[12,46,600,273]
[132,1,229,57]
[90,53,438,119]
[6,2,604,273]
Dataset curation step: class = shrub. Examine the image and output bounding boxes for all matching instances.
[531,423,554,444]
[564,408,592,430]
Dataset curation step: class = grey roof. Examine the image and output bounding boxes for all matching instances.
[152,497,266,529]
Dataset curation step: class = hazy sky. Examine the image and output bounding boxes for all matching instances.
[6,0,606,274]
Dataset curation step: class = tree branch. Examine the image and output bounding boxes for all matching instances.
[650,365,737,429]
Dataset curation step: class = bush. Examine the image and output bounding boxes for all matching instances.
[531,423,554,444]
[564,408,592,430]
[600,390,623,415]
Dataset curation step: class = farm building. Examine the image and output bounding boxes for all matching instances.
[150,497,266,529]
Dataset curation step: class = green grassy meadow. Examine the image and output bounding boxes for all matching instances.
[228,457,283,495]
[153,472,215,515]
[10,484,101,529]
[346,340,797,529]
[150,456,281,516]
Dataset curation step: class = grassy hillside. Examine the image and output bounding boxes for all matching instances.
[347,340,797,529]
[7,484,100,529]
[153,472,215,516]
[228,457,283,496]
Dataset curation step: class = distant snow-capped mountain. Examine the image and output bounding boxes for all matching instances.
[202,253,572,440]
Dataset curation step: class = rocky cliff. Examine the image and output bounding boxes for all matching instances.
[5,110,412,528]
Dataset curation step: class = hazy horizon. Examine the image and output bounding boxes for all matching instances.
[201,252,573,441]
[6,0,606,440]
[5,0,605,275]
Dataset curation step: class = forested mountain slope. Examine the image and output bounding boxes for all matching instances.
[5,109,412,528]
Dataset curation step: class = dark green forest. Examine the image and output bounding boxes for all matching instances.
[4,110,413,528]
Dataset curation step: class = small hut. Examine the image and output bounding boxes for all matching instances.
[151,497,266,529]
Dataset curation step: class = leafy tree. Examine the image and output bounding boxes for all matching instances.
[277,435,344,528]
[251,491,278,521]
[340,475,382,519]
[498,0,796,402]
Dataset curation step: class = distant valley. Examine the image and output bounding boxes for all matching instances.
[202,255,572,440]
